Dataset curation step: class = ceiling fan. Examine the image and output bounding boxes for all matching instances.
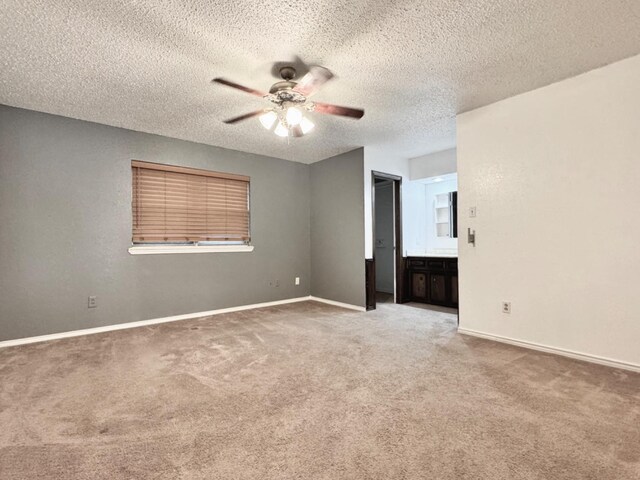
[212,65,364,138]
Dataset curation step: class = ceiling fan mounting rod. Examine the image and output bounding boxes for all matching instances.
[279,66,297,80]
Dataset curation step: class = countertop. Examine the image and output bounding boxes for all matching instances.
[405,251,458,258]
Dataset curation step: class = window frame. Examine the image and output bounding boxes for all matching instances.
[128,160,253,255]
[128,244,254,255]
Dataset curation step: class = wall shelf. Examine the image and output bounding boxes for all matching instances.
[434,193,452,237]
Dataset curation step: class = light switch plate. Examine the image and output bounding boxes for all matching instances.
[469,207,477,218]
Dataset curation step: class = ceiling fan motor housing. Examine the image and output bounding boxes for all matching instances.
[268,66,299,93]
[269,80,298,94]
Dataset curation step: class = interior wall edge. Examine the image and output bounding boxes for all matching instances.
[308,296,367,312]
[0,297,314,349]
[310,147,366,308]
[458,328,640,373]
[0,295,369,349]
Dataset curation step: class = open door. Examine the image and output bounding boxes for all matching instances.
[366,171,404,310]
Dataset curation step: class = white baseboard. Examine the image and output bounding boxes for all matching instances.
[0,296,311,349]
[308,296,367,312]
[458,327,640,373]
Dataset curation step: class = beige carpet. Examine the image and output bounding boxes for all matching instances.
[375,291,394,304]
[0,301,638,479]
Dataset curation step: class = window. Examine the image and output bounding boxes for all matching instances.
[129,160,253,254]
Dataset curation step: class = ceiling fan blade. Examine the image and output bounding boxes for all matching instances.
[293,66,334,97]
[212,78,266,97]
[223,110,265,124]
[313,102,365,119]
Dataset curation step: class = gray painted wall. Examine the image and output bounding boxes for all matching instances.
[310,148,366,307]
[0,105,311,340]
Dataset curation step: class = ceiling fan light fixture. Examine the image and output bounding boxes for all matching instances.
[274,122,289,137]
[300,117,315,134]
[285,107,303,127]
[259,110,277,130]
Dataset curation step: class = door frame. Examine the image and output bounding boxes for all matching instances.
[369,171,404,309]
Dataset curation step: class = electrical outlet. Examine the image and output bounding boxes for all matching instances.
[275,279,280,287]
[88,296,97,308]
[295,277,300,286]
[469,206,477,218]
[502,301,511,314]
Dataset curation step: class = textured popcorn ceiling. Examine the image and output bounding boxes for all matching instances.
[1,1,640,163]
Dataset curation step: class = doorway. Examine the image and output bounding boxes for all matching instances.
[367,171,403,310]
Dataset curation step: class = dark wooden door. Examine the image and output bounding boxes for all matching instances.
[365,259,376,311]
[411,272,427,300]
[450,273,458,307]
[427,272,447,304]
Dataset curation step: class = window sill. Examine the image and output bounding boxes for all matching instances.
[128,245,254,255]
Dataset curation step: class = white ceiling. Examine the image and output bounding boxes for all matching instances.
[1,1,639,164]
[416,173,458,185]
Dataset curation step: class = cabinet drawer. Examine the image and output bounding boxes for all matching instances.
[407,258,426,268]
[426,259,445,270]
[407,257,457,271]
